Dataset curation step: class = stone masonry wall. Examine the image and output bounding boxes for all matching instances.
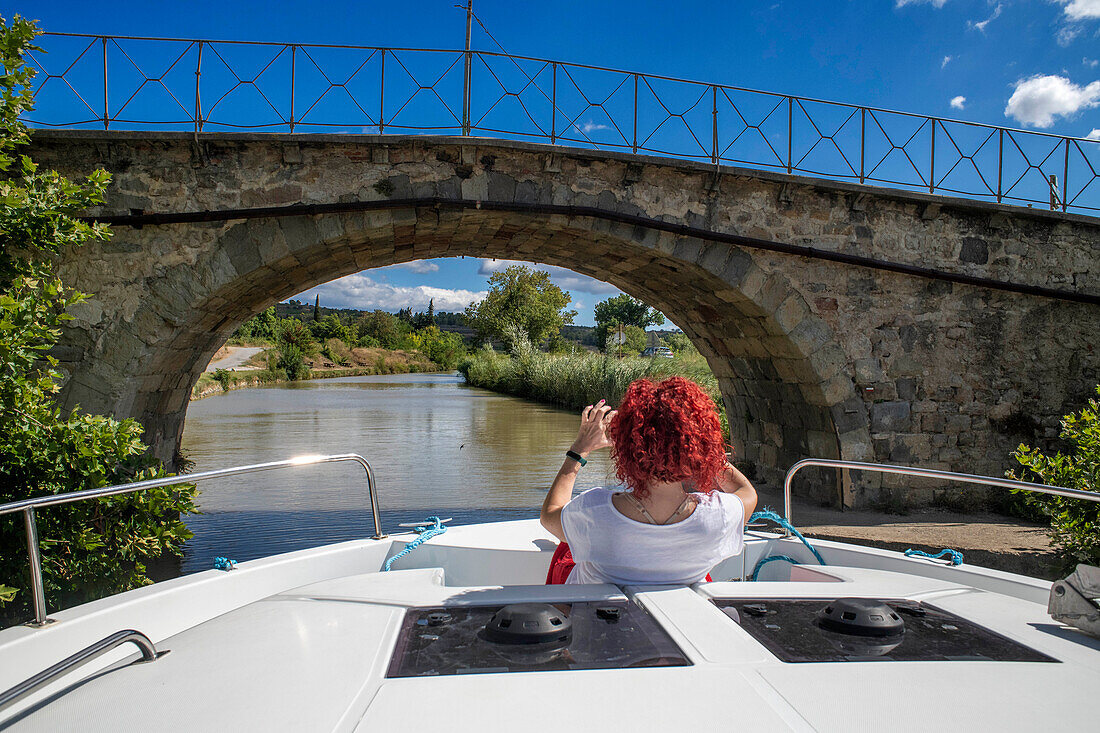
[27,131,1100,508]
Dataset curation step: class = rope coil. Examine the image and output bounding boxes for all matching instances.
[904,548,964,566]
[383,516,448,571]
[746,508,827,581]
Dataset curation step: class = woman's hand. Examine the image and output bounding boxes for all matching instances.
[569,399,617,457]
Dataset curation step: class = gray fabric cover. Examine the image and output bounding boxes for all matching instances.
[1049,564,1100,639]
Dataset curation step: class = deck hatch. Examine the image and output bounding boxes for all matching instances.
[713,598,1059,663]
[386,601,690,677]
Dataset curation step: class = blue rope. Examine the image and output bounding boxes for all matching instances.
[904,548,964,566]
[748,507,827,566]
[750,554,799,581]
[213,556,237,571]
[383,517,448,571]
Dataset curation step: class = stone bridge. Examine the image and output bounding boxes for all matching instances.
[29,130,1100,507]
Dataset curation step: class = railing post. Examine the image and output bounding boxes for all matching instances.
[859,107,865,183]
[462,1,473,136]
[101,37,109,130]
[997,128,1003,203]
[786,96,793,174]
[1062,137,1070,212]
[1049,174,1059,210]
[550,61,557,145]
[194,41,204,134]
[23,508,48,626]
[632,73,639,153]
[289,45,296,133]
[929,118,936,193]
[711,85,718,168]
[379,49,386,134]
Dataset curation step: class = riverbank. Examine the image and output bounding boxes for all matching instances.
[192,346,442,399]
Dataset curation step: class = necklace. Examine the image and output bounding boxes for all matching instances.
[622,491,695,525]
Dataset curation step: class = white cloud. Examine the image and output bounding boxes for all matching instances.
[1004,74,1100,127]
[580,120,610,134]
[1058,0,1100,21]
[1057,25,1083,46]
[295,273,486,313]
[896,0,949,7]
[941,55,954,69]
[1086,128,1100,139]
[393,261,440,274]
[968,3,1002,32]
[950,95,967,109]
[477,259,621,298]
[1085,58,1100,68]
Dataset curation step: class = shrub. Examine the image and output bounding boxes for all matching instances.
[212,368,233,391]
[276,344,310,380]
[0,16,197,624]
[1010,386,1100,573]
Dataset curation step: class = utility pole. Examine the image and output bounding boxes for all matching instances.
[462,0,473,136]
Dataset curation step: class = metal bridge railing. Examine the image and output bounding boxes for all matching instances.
[23,33,1100,215]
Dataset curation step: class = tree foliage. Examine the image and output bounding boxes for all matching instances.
[1010,386,1100,573]
[464,265,576,346]
[0,16,196,623]
[593,294,664,353]
[662,332,697,355]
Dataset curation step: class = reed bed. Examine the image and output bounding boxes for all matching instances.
[458,338,725,429]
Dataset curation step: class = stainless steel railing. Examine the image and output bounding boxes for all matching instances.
[0,453,385,627]
[0,629,160,713]
[782,458,1100,535]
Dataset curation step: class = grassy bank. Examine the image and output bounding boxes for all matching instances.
[458,339,725,428]
[192,348,441,400]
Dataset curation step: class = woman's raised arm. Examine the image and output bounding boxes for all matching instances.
[540,399,616,541]
[717,461,758,522]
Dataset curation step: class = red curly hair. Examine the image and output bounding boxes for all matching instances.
[607,376,727,499]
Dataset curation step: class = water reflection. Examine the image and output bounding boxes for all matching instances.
[180,373,617,571]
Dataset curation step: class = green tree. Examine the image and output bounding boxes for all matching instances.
[593,294,664,353]
[662,332,697,355]
[235,306,277,341]
[1010,386,1100,573]
[0,17,196,622]
[464,265,577,346]
[275,318,314,380]
[358,310,411,350]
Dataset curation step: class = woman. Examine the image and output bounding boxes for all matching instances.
[541,376,757,585]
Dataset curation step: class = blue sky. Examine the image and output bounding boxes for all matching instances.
[13,0,1100,325]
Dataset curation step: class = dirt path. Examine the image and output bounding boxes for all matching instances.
[755,486,1059,580]
[204,346,264,372]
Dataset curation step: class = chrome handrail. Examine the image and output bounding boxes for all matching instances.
[0,629,159,713]
[0,453,385,627]
[783,458,1100,535]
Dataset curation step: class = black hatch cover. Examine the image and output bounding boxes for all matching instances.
[714,598,1059,663]
[387,601,690,677]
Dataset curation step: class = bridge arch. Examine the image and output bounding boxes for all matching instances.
[34,132,1098,508]
[131,207,854,498]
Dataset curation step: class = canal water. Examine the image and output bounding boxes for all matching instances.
[179,372,616,572]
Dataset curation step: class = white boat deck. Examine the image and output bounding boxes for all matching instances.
[1,519,1097,732]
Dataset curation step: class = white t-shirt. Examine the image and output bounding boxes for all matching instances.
[559,487,746,585]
